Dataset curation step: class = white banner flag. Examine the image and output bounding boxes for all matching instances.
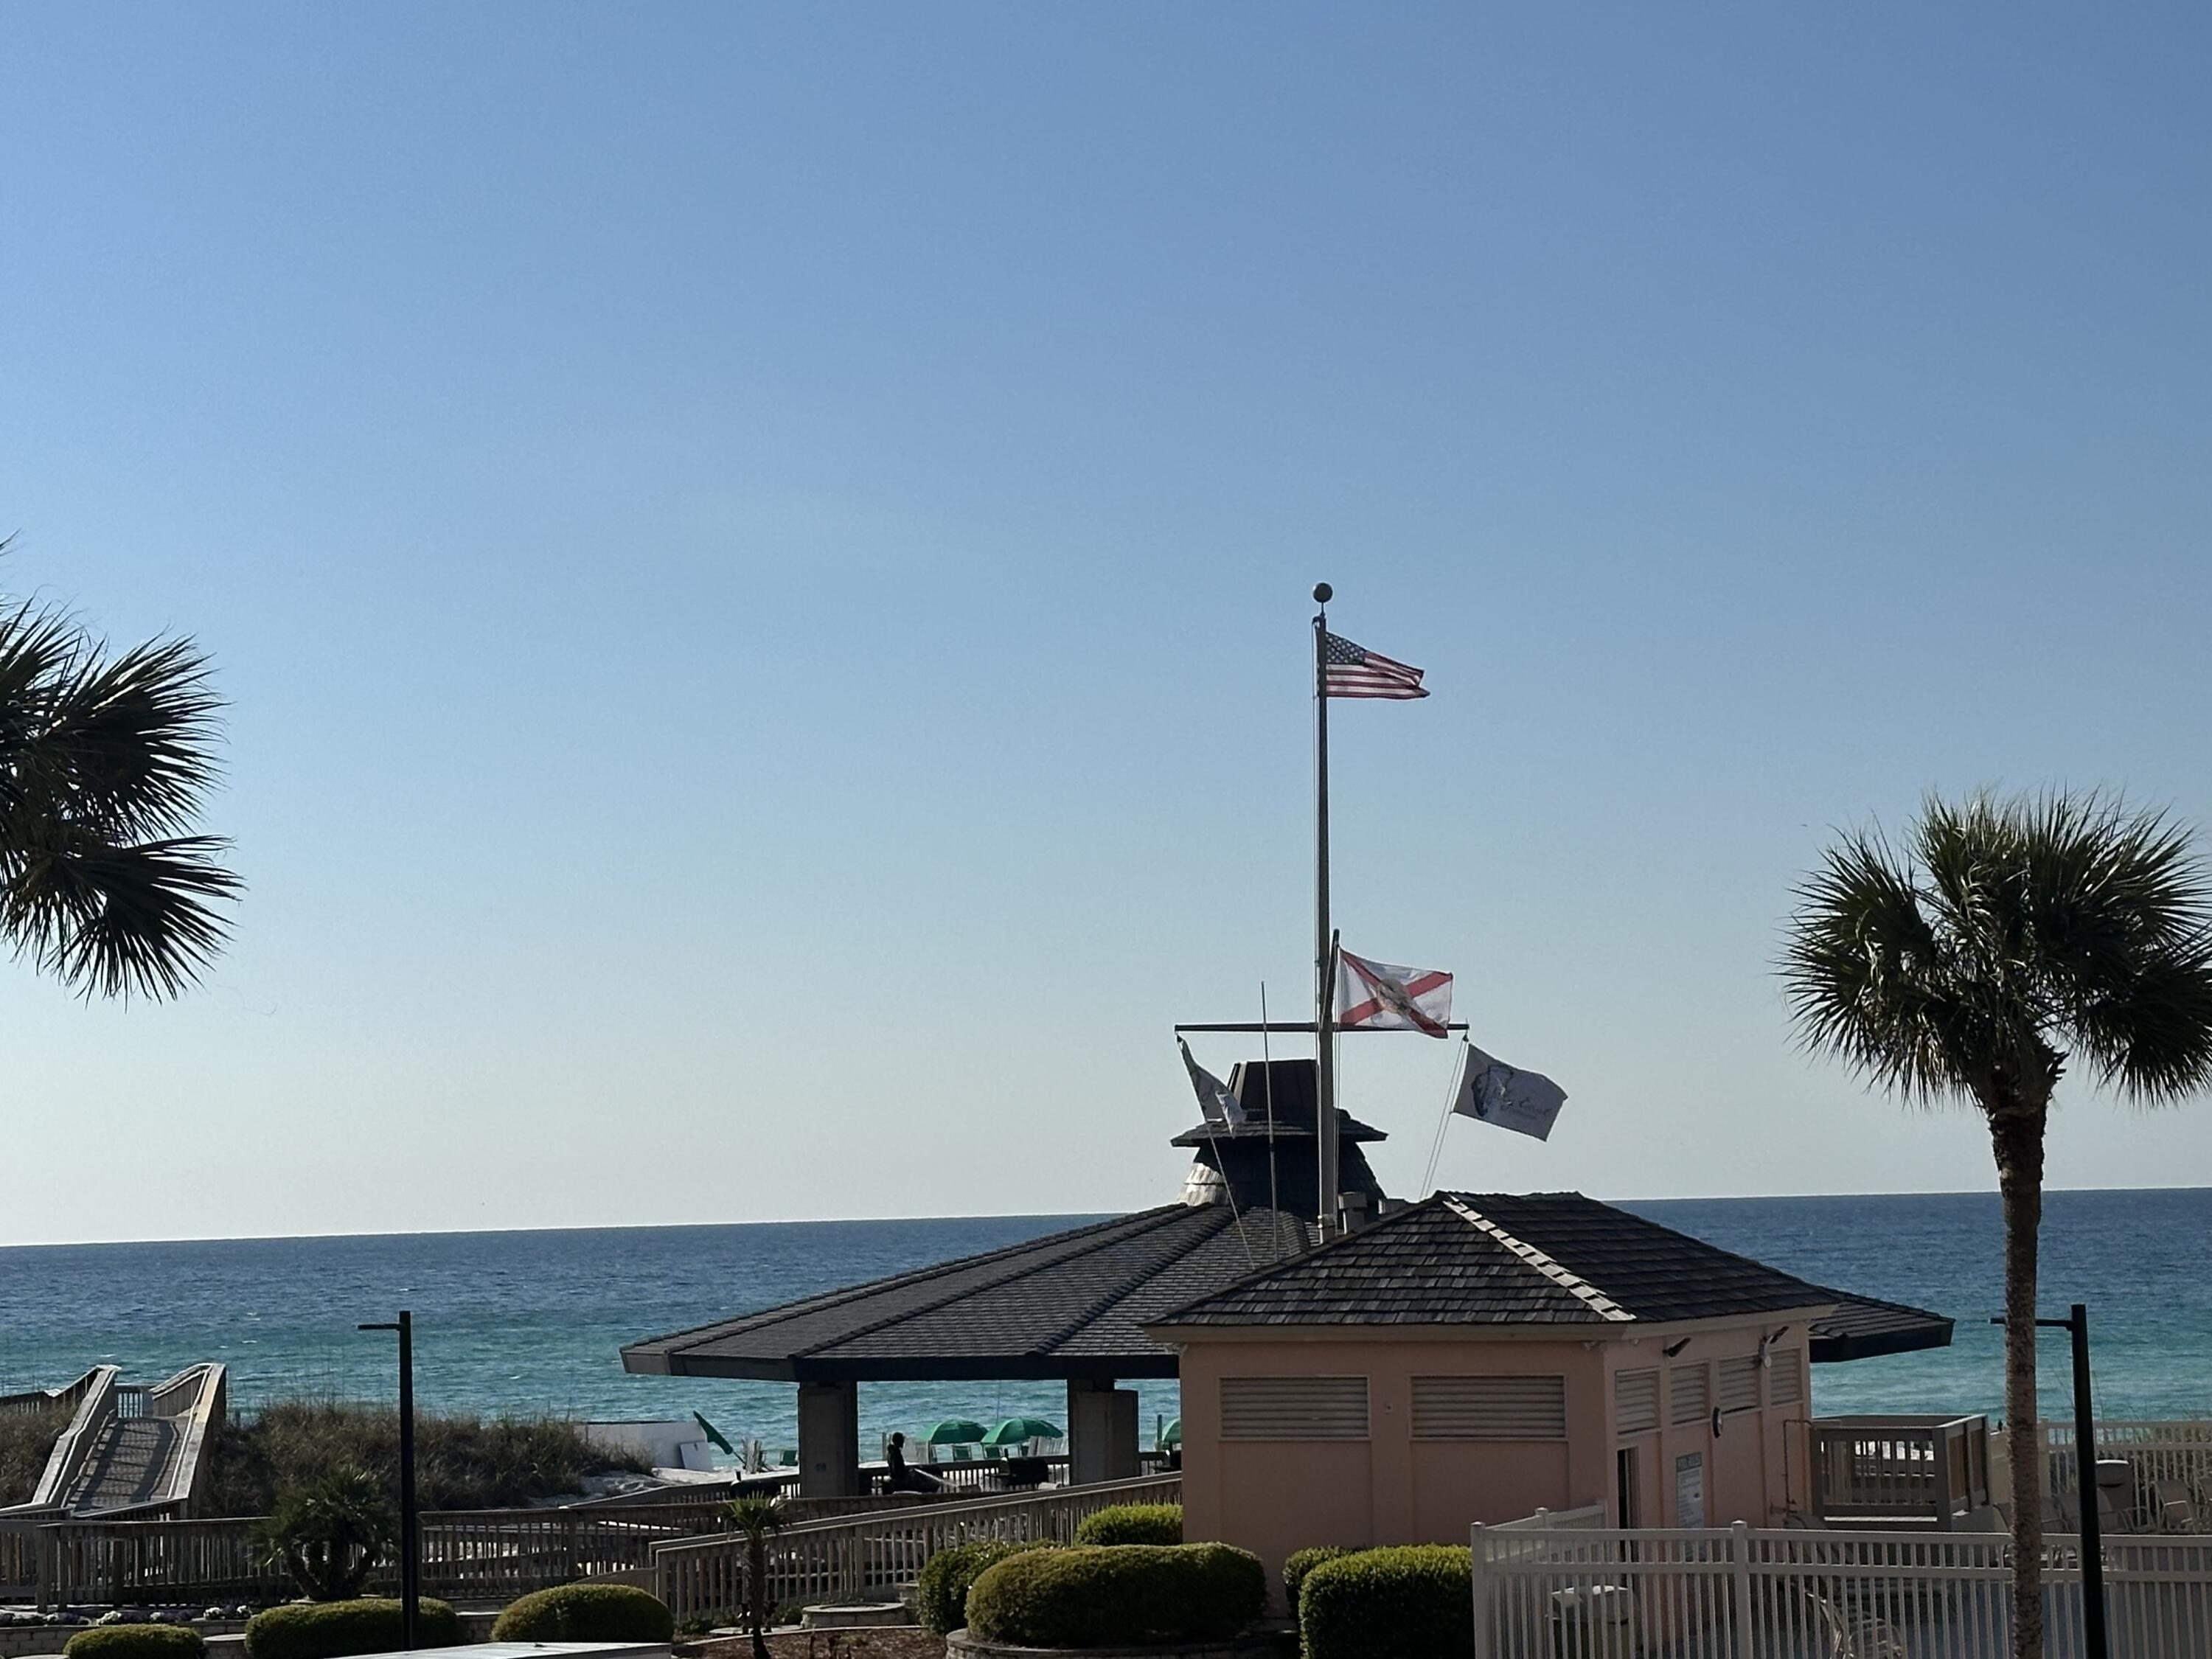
[1453,1042,1567,1141]
[1335,948,1453,1037]
[1178,1037,1246,1129]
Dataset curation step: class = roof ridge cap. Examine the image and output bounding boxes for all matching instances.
[1441,1196,1634,1324]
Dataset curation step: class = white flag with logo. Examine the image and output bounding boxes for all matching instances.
[1178,1037,1246,1128]
[1335,948,1453,1037]
[1453,1041,1567,1141]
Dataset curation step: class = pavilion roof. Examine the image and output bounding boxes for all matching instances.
[621,1201,1313,1383]
[1148,1192,1953,1362]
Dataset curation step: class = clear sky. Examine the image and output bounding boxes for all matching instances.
[4,4,2208,1245]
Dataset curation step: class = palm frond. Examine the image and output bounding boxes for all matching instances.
[1,829,240,1000]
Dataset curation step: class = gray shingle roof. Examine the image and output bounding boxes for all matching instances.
[1150,1192,1948,1360]
[621,1202,1313,1382]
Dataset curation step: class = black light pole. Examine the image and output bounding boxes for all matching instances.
[359,1312,419,1650]
[1994,1302,2106,1659]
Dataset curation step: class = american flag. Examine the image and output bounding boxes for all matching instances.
[1322,631,1428,699]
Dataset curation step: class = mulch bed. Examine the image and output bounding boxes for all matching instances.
[681,1630,947,1659]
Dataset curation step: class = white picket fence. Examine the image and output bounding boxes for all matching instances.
[2042,1421,2212,1532]
[1471,1523,2212,1659]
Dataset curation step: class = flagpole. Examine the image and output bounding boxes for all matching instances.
[1312,582,1338,1240]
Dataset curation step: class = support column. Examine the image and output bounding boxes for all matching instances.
[1068,1377,1140,1486]
[796,1380,859,1498]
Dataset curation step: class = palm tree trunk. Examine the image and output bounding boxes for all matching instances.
[1994,1106,2046,1659]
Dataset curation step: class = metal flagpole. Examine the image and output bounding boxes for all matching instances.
[1259,983,1279,1227]
[1312,583,1338,1239]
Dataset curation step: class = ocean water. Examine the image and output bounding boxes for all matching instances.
[0,1190,2204,1453]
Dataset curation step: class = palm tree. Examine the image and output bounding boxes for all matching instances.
[726,1493,787,1659]
[0,588,238,997]
[257,1467,397,1600]
[1782,789,2212,1659]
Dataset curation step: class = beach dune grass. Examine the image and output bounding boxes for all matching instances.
[0,1399,72,1506]
[205,1401,646,1515]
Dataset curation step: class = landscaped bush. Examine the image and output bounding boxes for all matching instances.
[1283,1545,1357,1615]
[966,1543,1265,1648]
[243,1598,462,1659]
[1071,1502,1182,1546]
[64,1627,207,1659]
[491,1584,673,1644]
[1298,1545,1470,1659]
[917,1539,1058,1635]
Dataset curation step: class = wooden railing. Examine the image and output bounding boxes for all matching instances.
[1810,1414,1989,1526]
[653,1472,1182,1620]
[4,1495,742,1607]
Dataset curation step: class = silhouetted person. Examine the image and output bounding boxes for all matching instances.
[883,1431,944,1493]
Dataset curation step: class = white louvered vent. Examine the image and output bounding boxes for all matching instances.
[1669,1364,1711,1426]
[1220,1376,1370,1441]
[1719,1356,1761,1413]
[1615,1368,1660,1436]
[1411,1374,1567,1441]
[1770,1349,1805,1408]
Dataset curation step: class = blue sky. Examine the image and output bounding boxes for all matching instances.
[4,4,2208,1243]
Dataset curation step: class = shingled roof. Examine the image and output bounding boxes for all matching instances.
[621,1202,1313,1382]
[1149,1192,1952,1361]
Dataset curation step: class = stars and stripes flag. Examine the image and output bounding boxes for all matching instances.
[1322,632,1427,699]
[1177,1036,1247,1129]
[1453,1041,1568,1141]
[1335,948,1453,1037]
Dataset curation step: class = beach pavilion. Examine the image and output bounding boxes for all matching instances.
[621,1060,1950,1500]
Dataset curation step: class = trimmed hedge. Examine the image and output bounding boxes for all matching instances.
[65,1629,206,1659]
[967,1543,1265,1648]
[243,1599,463,1659]
[1283,1545,1357,1614]
[1071,1503,1183,1546]
[491,1584,673,1643]
[918,1539,1057,1635]
[1298,1545,1470,1659]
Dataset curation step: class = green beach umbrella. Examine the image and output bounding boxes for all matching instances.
[982,1416,1063,1447]
[692,1411,735,1455]
[1160,1417,1181,1449]
[924,1419,992,1445]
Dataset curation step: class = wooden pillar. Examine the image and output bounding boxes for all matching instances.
[1068,1378,1139,1486]
[796,1380,859,1498]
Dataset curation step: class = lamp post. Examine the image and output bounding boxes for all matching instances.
[1993,1302,2105,1659]
[358,1312,419,1650]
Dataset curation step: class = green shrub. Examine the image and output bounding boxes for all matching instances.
[65,1627,207,1659]
[491,1584,673,1644]
[967,1543,1265,1648]
[1072,1502,1183,1546]
[918,1539,1057,1635]
[243,1598,462,1659]
[1298,1545,1470,1659]
[1284,1545,1357,1615]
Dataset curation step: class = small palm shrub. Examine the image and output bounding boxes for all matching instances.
[64,1627,206,1659]
[254,1469,394,1601]
[1072,1502,1182,1545]
[965,1543,1264,1647]
[243,1599,462,1659]
[917,1539,1057,1634]
[491,1585,672,1643]
[1297,1545,1470,1659]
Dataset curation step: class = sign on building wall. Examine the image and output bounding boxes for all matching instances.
[1674,1452,1705,1528]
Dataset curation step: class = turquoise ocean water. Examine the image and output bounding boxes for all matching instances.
[0,1189,2204,1453]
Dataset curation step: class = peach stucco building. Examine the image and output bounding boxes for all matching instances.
[1149,1192,1849,1596]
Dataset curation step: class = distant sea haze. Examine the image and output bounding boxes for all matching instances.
[0,1190,2202,1450]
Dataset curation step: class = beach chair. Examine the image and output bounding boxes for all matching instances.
[2154,1478,2201,1532]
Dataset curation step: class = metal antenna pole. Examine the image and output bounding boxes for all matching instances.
[1312,584,1337,1239]
[359,1312,418,1649]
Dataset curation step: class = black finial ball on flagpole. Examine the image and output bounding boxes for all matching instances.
[1312,582,1332,604]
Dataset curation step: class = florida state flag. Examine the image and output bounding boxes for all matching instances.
[1335,948,1453,1037]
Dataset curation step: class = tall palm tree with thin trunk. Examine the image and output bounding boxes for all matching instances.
[1782,789,2212,1659]
[0,585,238,998]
